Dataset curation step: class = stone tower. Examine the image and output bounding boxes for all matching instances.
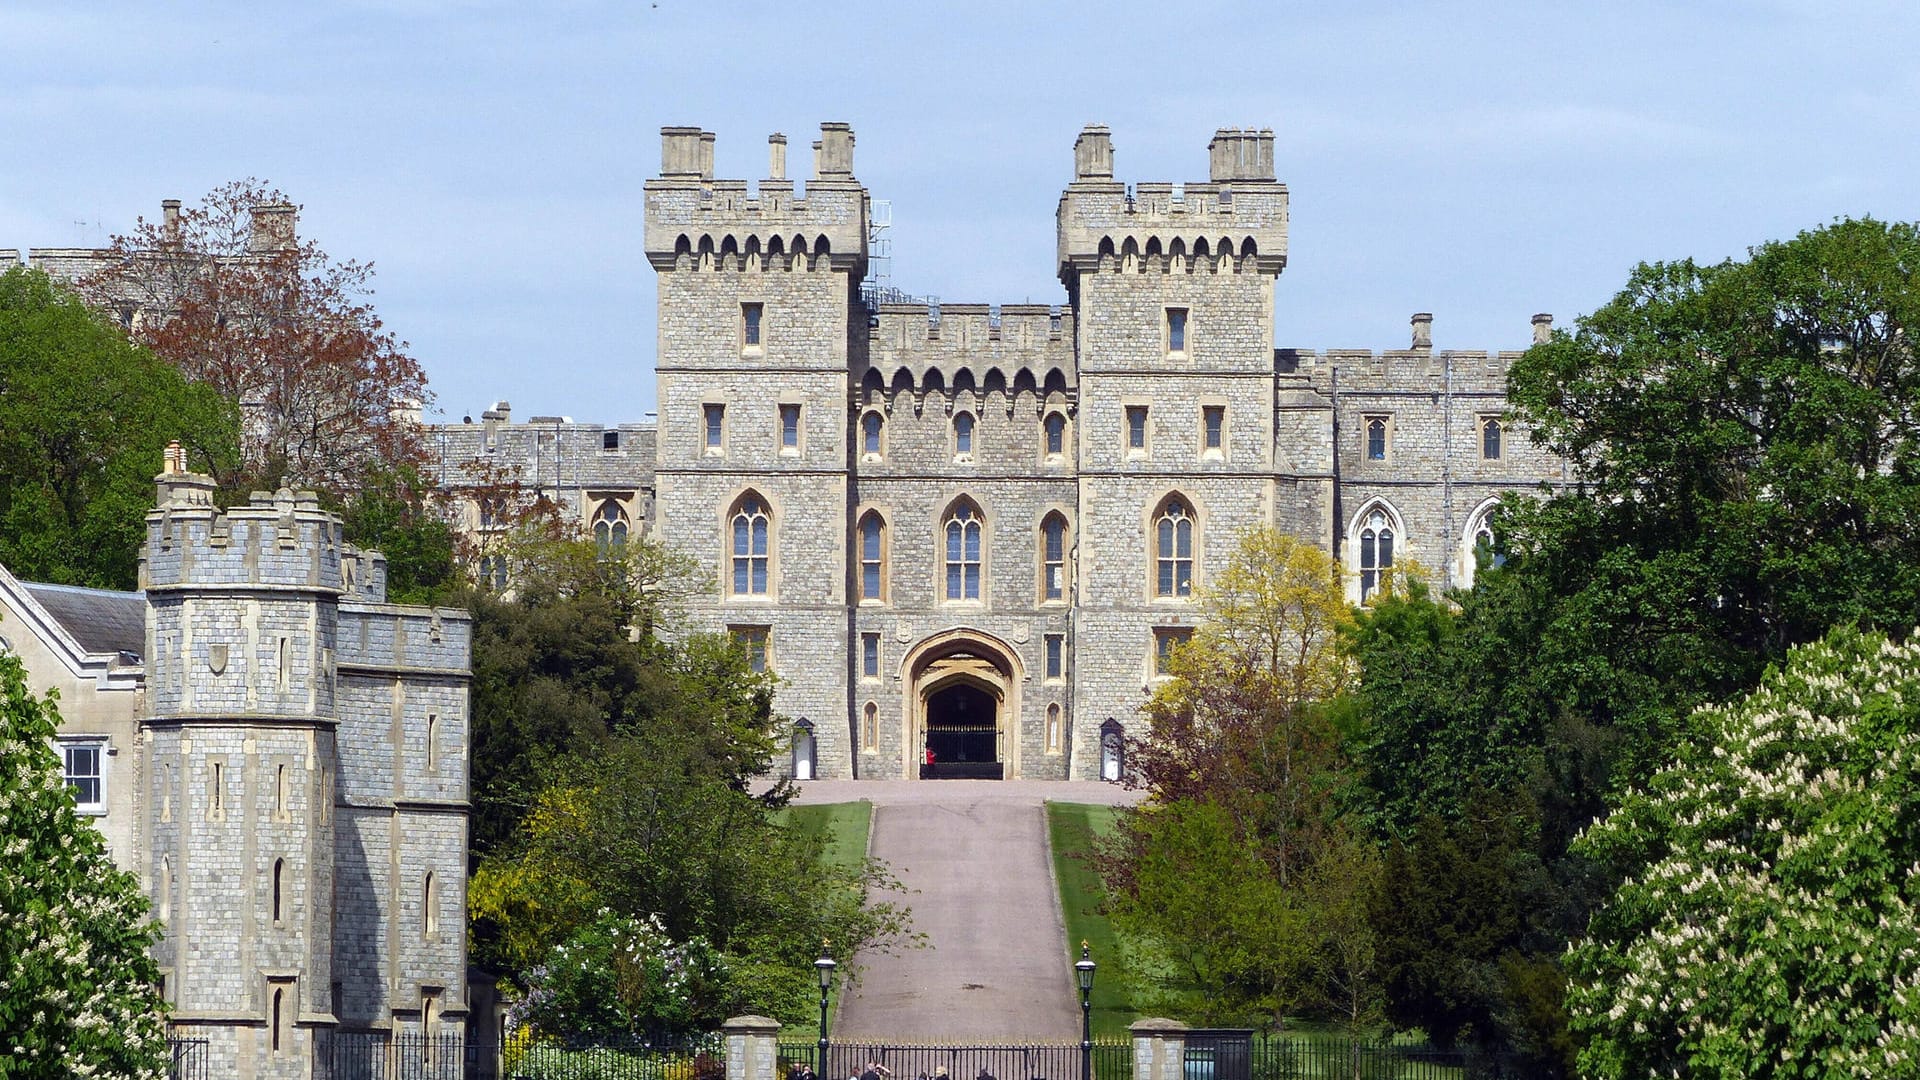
[141,456,342,1077]
[1056,126,1293,774]
[644,124,869,777]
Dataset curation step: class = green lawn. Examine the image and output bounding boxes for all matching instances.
[780,800,873,877]
[1047,801,1140,1039]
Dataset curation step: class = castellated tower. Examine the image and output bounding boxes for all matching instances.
[140,448,472,1076]
[1057,127,1294,775]
[141,464,343,1076]
[645,123,868,777]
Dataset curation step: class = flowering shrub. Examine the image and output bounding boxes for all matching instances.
[0,650,168,1079]
[506,910,735,1038]
[1567,628,1920,1078]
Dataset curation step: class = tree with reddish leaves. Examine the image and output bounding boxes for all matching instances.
[79,179,428,498]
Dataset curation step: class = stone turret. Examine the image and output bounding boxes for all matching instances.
[141,453,342,1077]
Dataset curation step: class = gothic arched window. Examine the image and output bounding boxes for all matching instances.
[862,410,885,456]
[858,511,886,602]
[944,502,983,601]
[593,499,629,556]
[1154,497,1195,598]
[1358,506,1396,600]
[1366,416,1389,461]
[730,494,771,596]
[1041,513,1068,602]
[1481,416,1503,460]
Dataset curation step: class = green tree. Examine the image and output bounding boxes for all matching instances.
[0,266,237,589]
[1101,528,1377,1028]
[1567,628,1920,1078]
[0,645,168,1078]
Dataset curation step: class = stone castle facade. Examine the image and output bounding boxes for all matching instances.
[0,450,471,1077]
[429,122,1565,782]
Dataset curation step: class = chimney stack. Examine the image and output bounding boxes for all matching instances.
[1410,312,1433,350]
[699,131,716,181]
[660,126,705,179]
[162,199,182,246]
[1208,128,1277,183]
[768,133,787,181]
[247,203,297,253]
[1531,313,1554,345]
[1074,125,1114,181]
[816,122,855,179]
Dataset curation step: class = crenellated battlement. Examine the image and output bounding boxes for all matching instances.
[142,462,345,597]
[644,123,868,274]
[1058,125,1288,284]
[863,302,1074,400]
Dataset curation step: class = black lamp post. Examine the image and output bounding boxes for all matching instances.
[816,945,837,1075]
[1076,942,1097,1080]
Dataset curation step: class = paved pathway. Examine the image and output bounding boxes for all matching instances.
[781,780,1145,1042]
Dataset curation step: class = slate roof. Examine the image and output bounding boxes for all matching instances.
[21,582,145,661]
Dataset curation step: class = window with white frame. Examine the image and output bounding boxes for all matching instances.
[858,511,886,602]
[61,738,105,811]
[1040,513,1068,602]
[1154,497,1195,598]
[1357,507,1396,600]
[944,502,984,601]
[730,494,771,596]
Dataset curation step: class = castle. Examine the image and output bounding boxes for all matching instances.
[427,122,1565,782]
[0,449,471,1076]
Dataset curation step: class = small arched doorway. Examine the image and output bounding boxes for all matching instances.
[902,630,1024,780]
[1099,718,1126,783]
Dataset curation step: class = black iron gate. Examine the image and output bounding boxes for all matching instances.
[814,1042,1120,1080]
[166,1037,209,1080]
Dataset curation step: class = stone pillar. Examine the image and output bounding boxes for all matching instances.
[724,1016,782,1080]
[1532,312,1554,344]
[1130,1018,1188,1080]
[1410,312,1434,350]
[769,134,788,181]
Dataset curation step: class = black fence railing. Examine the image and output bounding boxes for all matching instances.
[1245,1036,1515,1080]
[166,1037,209,1080]
[325,1031,466,1080]
[501,1032,725,1080]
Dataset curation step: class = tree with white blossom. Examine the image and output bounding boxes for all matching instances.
[0,647,168,1079]
[1566,627,1920,1078]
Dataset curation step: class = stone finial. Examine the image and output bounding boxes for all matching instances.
[1532,312,1554,344]
[768,133,787,181]
[660,126,705,178]
[817,122,855,179]
[248,203,297,253]
[1411,312,1434,350]
[162,199,182,246]
[1074,125,1114,180]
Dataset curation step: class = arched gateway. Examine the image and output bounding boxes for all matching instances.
[901,629,1024,779]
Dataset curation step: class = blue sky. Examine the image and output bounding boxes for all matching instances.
[2,1,1915,423]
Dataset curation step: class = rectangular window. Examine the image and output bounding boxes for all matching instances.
[780,404,801,451]
[603,430,620,451]
[1045,634,1065,680]
[1166,308,1188,353]
[1153,628,1193,677]
[742,303,763,348]
[862,633,881,679]
[62,741,103,809]
[1126,406,1148,452]
[730,626,769,674]
[1203,405,1225,451]
[704,404,725,452]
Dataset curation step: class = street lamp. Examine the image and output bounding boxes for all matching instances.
[1076,942,1097,1080]
[816,945,838,1076]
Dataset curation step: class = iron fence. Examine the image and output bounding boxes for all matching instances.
[1245,1036,1515,1080]
[502,1032,725,1080]
[166,1037,208,1080]
[325,1031,466,1080]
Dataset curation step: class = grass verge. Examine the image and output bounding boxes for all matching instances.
[1047,801,1138,1039]
[780,800,874,878]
